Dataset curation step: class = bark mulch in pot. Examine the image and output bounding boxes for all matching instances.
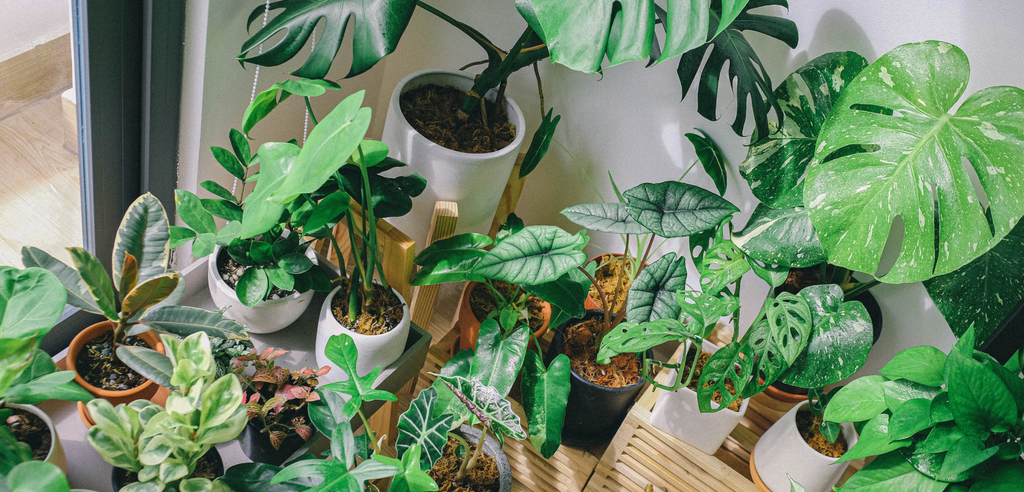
[429,436,500,492]
[797,409,848,458]
[3,408,51,460]
[332,282,405,335]
[562,318,642,388]
[588,255,632,313]
[469,281,545,333]
[400,84,516,154]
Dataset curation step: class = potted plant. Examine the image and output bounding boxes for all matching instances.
[233,347,330,465]
[85,331,247,492]
[821,326,1024,490]
[4,461,82,492]
[22,193,247,408]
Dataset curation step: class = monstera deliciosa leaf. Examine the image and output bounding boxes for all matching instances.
[807,41,1024,284]
[733,203,826,268]
[239,0,417,79]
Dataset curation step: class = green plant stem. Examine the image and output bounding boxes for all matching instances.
[483,280,509,314]
[819,262,828,284]
[677,159,700,181]
[356,147,388,301]
[304,97,318,125]
[356,407,381,455]
[843,279,880,300]
[343,211,365,321]
[578,266,610,329]
[733,275,742,336]
[459,427,489,479]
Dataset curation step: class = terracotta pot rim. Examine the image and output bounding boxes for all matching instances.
[763,382,810,403]
[462,281,552,337]
[67,320,164,398]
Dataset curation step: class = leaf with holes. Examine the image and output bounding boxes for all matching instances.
[626,253,687,323]
[808,41,1024,283]
[396,387,453,471]
[597,319,692,364]
[748,259,789,289]
[761,292,813,365]
[686,129,729,195]
[624,181,738,238]
[741,51,869,208]
[435,375,527,446]
[924,219,1024,346]
[695,342,754,413]
[676,289,739,337]
[560,202,646,235]
[733,203,825,268]
[473,226,587,285]
[698,239,750,296]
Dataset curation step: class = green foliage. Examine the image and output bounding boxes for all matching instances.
[519,109,561,179]
[473,226,588,285]
[733,204,825,268]
[319,334,399,408]
[468,321,529,399]
[625,253,687,324]
[685,129,729,195]
[624,181,739,238]
[561,202,646,235]
[397,387,454,471]
[434,374,528,446]
[6,461,71,492]
[520,351,571,459]
[0,266,67,340]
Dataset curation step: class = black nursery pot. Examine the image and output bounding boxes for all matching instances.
[546,310,653,447]
[112,447,224,490]
[239,418,307,466]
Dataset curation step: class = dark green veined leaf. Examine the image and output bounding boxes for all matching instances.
[625,253,687,323]
[836,451,947,491]
[249,241,275,265]
[685,129,728,195]
[319,333,398,404]
[823,375,887,423]
[239,0,416,79]
[68,247,117,320]
[396,387,453,471]
[278,253,314,275]
[741,51,869,208]
[211,146,245,181]
[135,305,247,339]
[733,203,825,268]
[676,289,739,337]
[435,375,527,446]
[21,247,100,314]
[597,319,691,363]
[473,226,588,285]
[697,238,750,296]
[695,342,754,413]
[115,345,173,388]
[0,266,67,340]
[304,191,351,233]
[624,181,738,238]
[936,436,999,479]
[522,266,590,323]
[970,461,1024,491]
[880,345,947,387]
[218,461,317,492]
[835,413,911,463]
[924,219,1024,346]
[777,284,873,388]
[202,199,244,223]
[808,41,1024,283]
[175,190,216,234]
[496,213,525,245]
[916,422,962,454]
[240,142,298,238]
[521,351,570,459]
[561,202,646,235]
[113,192,170,285]
[676,1,799,138]
[944,347,1017,434]
[266,267,295,292]
[469,321,529,399]
[520,110,560,179]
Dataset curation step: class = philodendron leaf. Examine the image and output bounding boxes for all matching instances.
[520,109,561,179]
[777,284,873,388]
[521,351,570,459]
[435,374,527,446]
[733,203,825,268]
[625,253,687,323]
[924,218,1024,346]
[676,289,739,337]
[469,321,529,399]
[762,293,814,365]
[240,142,299,239]
[319,333,398,404]
[741,51,869,208]
[396,387,453,471]
[385,444,439,492]
[685,129,729,195]
[113,192,170,285]
[135,305,247,339]
[473,226,588,285]
[597,319,691,364]
[748,259,790,289]
[561,202,646,234]
[808,41,1024,283]
[0,266,67,339]
[116,345,173,388]
[239,0,416,79]
[624,181,739,238]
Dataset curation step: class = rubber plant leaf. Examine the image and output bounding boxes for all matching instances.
[21,247,100,314]
[519,351,570,459]
[560,202,646,235]
[121,273,180,318]
[113,192,171,285]
[115,345,174,388]
[597,319,692,363]
[134,305,247,341]
[240,142,299,239]
[733,203,825,268]
[676,0,799,138]
[685,129,729,195]
[923,218,1024,346]
[319,333,398,404]
[68,247,118,321]
[469,320,529,399]
[624,181,739,238]
[0,266,67,340]
[625,252,687,323]
[741,51,869,208]
[473,226,588,285]
[519,109,561,179]
[239,0,417,79]
[396,387,454,471]
[435,374,528,446]
[776,284,873,388]
[807,41,1024,283]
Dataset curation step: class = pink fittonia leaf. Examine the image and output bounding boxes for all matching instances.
[245,402,262,419]
[269,431,288,450]
[294,423,313,440]
[262,396,287,415]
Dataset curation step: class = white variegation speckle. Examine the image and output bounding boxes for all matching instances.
[919,210,926,227]
[751,180,762,189]
[879,66,895,87]
[832,67,845,92]
[938,42,951,53]
[809,193,827,208]
[856,185,870,193]
[817,140,827,153]
[979,121,1006,141]
[861,76,867,82]
[987,166,1006,175]
[996,110,1006,116]
[981,100,993,107]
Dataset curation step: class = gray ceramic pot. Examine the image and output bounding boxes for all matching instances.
[450,424,512,492]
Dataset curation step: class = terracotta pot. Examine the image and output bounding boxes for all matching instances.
[5,403,66,473]
[454,281,551,353]
[583,253,642,311]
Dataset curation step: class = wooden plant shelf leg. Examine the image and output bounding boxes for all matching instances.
[411,201,458,328]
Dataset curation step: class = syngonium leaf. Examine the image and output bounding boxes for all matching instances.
[625,253,687,323]
[319,333,399,405]
[434,374,528,446]
[473,226,588,285]
[597,319,692,364]
[924,218,1024,346]
[685,129,729,195]
[776,284,873,388]
[560,202,646,235]
[521,351,570,459]
[0,266,67,340]
[396,387,454,471]
[469,321,529,399]
[113,192,171,286]
[741,51,869,208]
[808,41,1024,284]
[733,203,826,268]
[624,181,739,238]
[239,0,417,79]
[378,445,438,492]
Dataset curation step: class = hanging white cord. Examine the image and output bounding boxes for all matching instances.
[302,28,317,145]
[233,0,272,196]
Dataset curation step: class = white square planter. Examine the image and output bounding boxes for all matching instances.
[752,401,858,492]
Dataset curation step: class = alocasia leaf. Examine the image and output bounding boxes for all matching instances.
[625,253,687,323]
[685,129,729,195]
[396,387,453,471]
[435,375,528,446]
[560,202,646,235]
[733,203,826,268]
[473,226,588,285]
[469,321,529,398]
[808,41,1024,283]
[521,351,570,459]
[519,109,561,179]
[624,181,739,238]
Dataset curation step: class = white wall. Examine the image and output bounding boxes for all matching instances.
[0,0,70,61]
[180,0,1024,376]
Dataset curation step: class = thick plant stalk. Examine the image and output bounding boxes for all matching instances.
[460,428,488,479]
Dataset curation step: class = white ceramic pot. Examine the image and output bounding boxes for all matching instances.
[649,339,749,454]
[315,284,411,384]
[381,69,527,247]
[207,244,317,334]
[7,403,66,473]
[752,401,859,492]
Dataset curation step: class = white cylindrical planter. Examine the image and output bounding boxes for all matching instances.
[752,401,858,492]
[649,340,749,454]
[381,69,527,247]
[315,285,411,384]
[7,404,66,473]
[207,245,317,334]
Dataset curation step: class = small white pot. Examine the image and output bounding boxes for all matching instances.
[650,339,749,454]
[207,244,317,334]
[315,284,411,384]
[752,401,858,492]
[381,69,527,247]
[7,403,66,473]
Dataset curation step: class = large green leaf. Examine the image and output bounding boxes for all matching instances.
[777,284,873,388]
[597,319,691,363]
[733,203,825,268]
[741,51,869,208]
[823,375,887,423]
[68,248,118,321]
[239,0,416,79]
[879,346,947,387]
[6,461,71,492]
[686,129,729,195]
[116,345,174,388]
[121,273,180,317]
[0,267,67,339]
[522,267,590,324]
[835,413,911,463]
[411,233,492,286]
[434,375,528,446]
[944,348,1017,434]
[0,338,36,397]
[837,451,948,491]
[21,247,100,313]
[396,387,453,471]
[676,0,799,138]
[624,181,738,238]
[625,253,687,323]
[240,142,299,238]
[319,333,398,404]
[521,351,570,459]
[924,219,1024,346]
[134,305,247,339]
[473,226,587,285]
[175,190,216,235]
[383,445,438,492]
[560,202,646,235]
[469,321,529,399]
[808,41,1024,283]
[218,462,317,492]
[113,192,170,285]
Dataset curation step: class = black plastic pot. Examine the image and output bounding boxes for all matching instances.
[546,310,653,447]
[239,418,307,466]
[112,447,224,490]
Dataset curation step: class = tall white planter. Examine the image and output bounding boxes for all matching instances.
[381,69,527,247]
[650,339,749,454]
[207,245,317,334]
[315,285,411,384]
[7,403,66,472]
[752,401,859,492]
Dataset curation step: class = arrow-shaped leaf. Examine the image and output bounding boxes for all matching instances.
[473,226,587,285]
[624,181,738,238]
[625,252,687,323]
[521,351,570,459]
[435,374,527,446]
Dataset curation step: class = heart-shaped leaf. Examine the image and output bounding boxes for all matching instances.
[561,202,646,235]
[625,252,687,323]
[823,375,888,423]
[834,413,911,463]
[624,181,738,238]
[396,387,453,471]
[473,226,587,285]
[521,351,571,459]
[469,321,529,399]
[835,451,948,491]
[0,266,67,340]
[435,375,527,446]
[733,203,825,268]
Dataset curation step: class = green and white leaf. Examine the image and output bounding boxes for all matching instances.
[113,193,170,285]
[435,375,527,446]
[597,319,691,363]
[473,226,587,285]
[135,305,247,339]
[733,204,825,268]
[396,387,454,471]
[561,202,646,234]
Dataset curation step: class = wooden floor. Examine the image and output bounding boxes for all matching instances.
[0,94,81,267]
